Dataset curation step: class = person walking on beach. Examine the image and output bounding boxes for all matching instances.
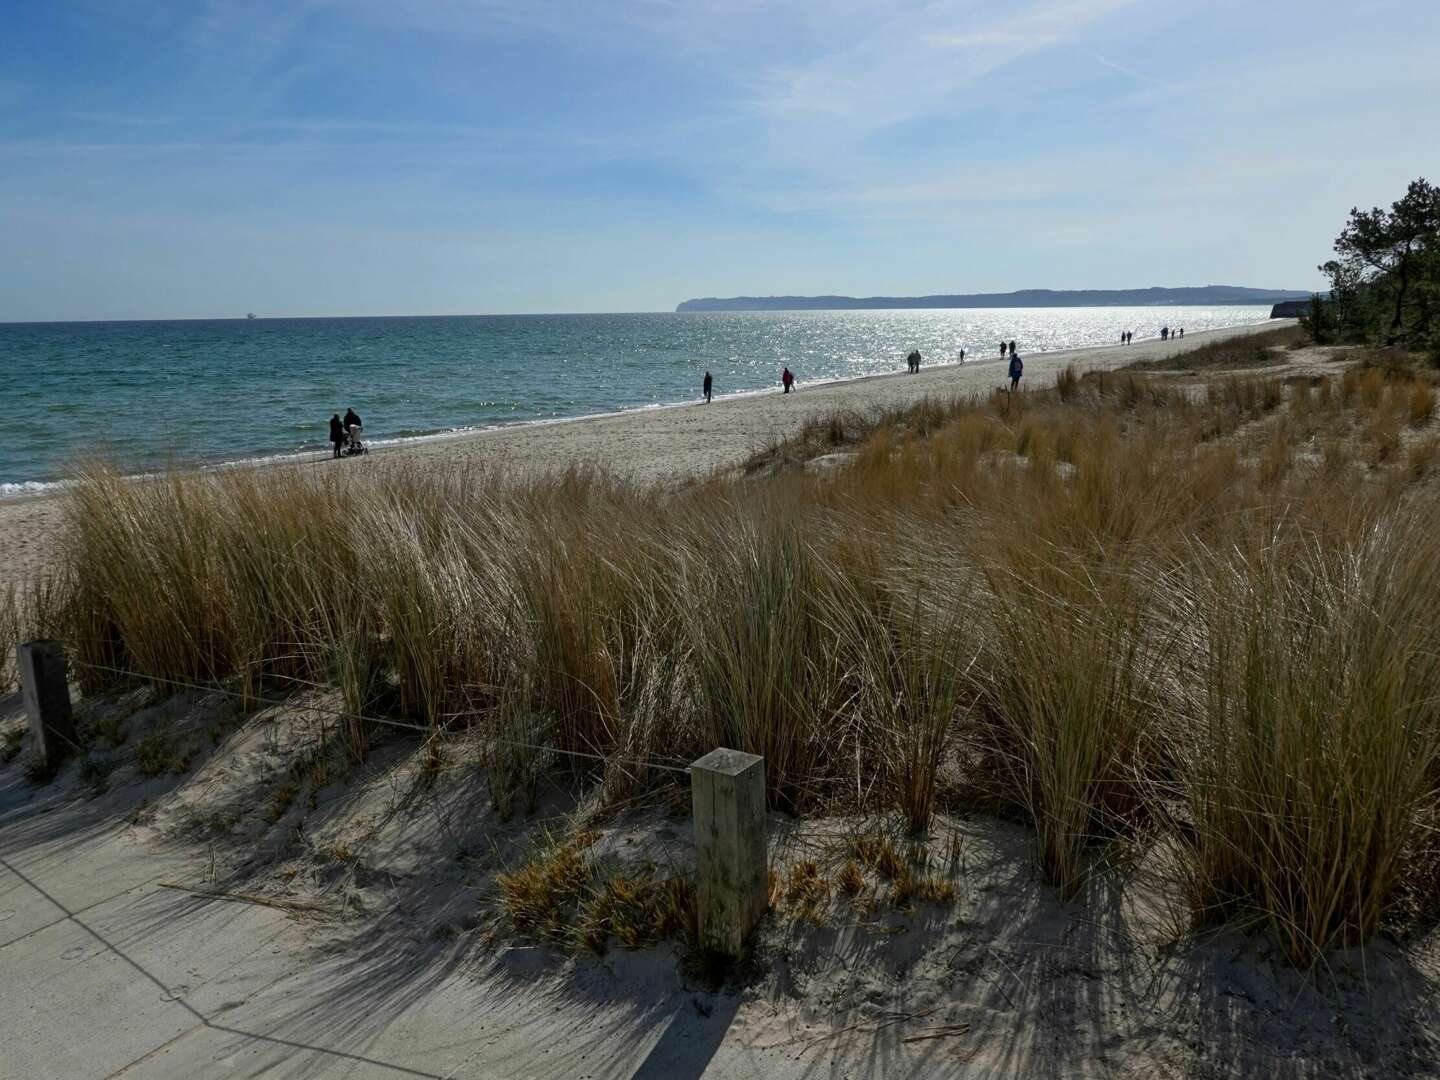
[329,413,345,458]
[703,371,713,403]
[344,407,362,432]
[1008,339,1017,357]
[1161,327,1169,341]
[782,367,795,394]
[959,348,966,363]
[1008,350,1023,392]
[1000,341,1007,358]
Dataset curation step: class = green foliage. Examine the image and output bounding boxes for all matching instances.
[134,726,189,776]
[1300,293,1330,344]
[1320,177,1440,348]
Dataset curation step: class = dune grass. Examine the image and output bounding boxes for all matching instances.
[1119,323,1305,372]
[22,352,1440,964]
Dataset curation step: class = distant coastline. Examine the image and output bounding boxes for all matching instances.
[676,285,1312,313]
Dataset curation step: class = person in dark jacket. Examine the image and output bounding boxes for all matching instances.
[344,407,361,432]
[703,371,713,403]
[1008,351,1023,391]
[329,413,345,458]
[782,367,795,394]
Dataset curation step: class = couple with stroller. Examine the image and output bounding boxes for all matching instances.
[329,407,366,458]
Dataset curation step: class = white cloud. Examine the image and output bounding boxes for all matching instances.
[754,0,1142,157]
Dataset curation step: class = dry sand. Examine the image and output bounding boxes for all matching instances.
[5,676,1437,1078]
[0,319,1290,590]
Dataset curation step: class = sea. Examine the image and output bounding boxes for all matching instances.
[0,306,1273,494]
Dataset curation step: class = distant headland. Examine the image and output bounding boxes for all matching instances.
[675,285,1313,313]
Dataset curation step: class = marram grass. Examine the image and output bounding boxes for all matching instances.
[29,352,1440,964]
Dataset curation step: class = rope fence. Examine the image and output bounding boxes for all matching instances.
[15,637,762,956]
[64,657,694,777]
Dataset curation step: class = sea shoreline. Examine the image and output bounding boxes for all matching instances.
[0,318,1293,587]
[0,316,1275,501]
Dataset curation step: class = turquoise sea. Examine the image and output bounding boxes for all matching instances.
[0,306,1273,493]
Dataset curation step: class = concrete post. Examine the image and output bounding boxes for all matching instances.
[691,748,768,956]
[17,641,78,769]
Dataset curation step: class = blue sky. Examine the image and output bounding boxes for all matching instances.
[2,0,1437,320]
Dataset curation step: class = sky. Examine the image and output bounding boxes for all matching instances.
[1,0,1437,320]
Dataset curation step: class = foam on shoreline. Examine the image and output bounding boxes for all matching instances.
[0,316,1277,500]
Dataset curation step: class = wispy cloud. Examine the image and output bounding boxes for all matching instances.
[755,0,1142,151]
[1081,49,1164,86]
[62,110,175,126]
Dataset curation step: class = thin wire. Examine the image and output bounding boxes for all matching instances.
[66,658,692,776]
[60,640,704,770]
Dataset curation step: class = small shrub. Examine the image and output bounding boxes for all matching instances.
[836,859,865,895]
[782,860,830,921]
[853,834,906,880]
[913,876,957,905]
[890,867,915,907]
[501,831,694,954]
[577,872,697,952]
[134,727,188,776]
[498,838,591,941]
[84,712,128,748]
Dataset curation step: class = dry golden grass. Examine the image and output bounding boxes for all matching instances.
[28,346,1440,965]
[836,859,865,896]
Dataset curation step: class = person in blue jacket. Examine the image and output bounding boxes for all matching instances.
[1008,350,1023,391]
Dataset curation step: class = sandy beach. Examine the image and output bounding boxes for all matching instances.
[0,319,1290,589]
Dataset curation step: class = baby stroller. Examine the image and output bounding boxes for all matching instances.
[343,424,368,457]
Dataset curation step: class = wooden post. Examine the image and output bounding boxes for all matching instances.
[691,748,768,956]
[17,641,77,770]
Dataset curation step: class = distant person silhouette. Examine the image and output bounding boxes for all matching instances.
[703,371,713,403]
[1179,327,1184,338]
[1008,350,1023,391]
[1008,339,1017,358]
[1161,327,1169,341]
[782,367,795,394]
[329,413,344,459]
[1000,341,1007,358]
[344,407,362,431]
[959,348,966,363]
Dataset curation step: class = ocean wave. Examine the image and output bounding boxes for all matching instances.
[0,479,74,498]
